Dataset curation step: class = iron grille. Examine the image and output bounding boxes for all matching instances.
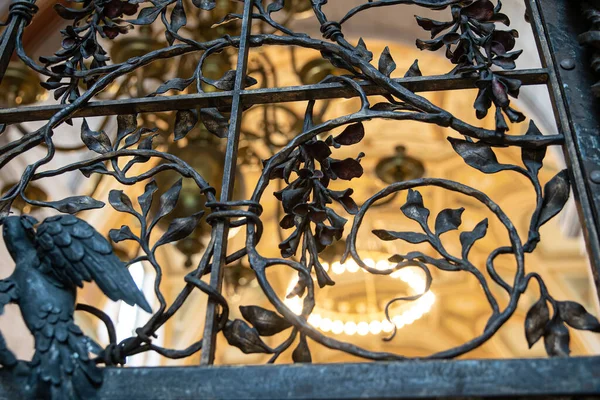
[0,0,599,399]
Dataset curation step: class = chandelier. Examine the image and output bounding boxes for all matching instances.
[285,252,436,336]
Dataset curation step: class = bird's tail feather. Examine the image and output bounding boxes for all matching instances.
[32,318,102,400]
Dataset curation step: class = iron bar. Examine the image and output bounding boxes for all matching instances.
[2,357,599,399]
[0,69,548,124]
[199,0,254,366]
[527,0,600,303]
[0,0,37,84]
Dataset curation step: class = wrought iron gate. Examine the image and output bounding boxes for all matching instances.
[0,0,599,398]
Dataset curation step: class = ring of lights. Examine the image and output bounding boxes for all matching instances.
[284,257,436,336]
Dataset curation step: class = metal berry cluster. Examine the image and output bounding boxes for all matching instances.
[40,0,141,102]
[39,0,223,103]
[416,0,524,131]
[272,117,365,293]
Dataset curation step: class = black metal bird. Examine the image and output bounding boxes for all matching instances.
[0,214,152,399]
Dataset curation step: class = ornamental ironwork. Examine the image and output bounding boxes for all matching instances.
[0,0,598,399]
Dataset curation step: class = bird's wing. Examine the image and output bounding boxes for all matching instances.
[0,279,19,367]
[34,215,152,313]
[0,279,18,315]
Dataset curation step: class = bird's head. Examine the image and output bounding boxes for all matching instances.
[1,215,38,259]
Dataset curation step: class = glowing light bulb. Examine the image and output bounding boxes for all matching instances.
[308,313,321,326]
[376,260,389,271]
[398,270,410,282]
[381,320,394,333]
[392,315,405,327]
[412,280,426,294]
[320,318,332,332]
[289,298,302,315]
[344,321,357,335]
[332,262,345,275]
[283,255,435,336]
[332,320,344,334]
[369,320,382,335]
[357,321,369,336]
[346,260,359,273]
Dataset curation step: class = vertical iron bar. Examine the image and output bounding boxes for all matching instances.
[526,0,600,303]
[200,0,254,365]
[0,0,37,84]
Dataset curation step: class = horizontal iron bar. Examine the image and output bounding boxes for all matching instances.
[0,69,548,124]
[1,356,598,399]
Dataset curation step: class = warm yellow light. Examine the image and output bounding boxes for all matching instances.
[346,260,359,273]
[284,257,436,336]
[320,318,332,332]
[308,313,321,326]
[344,321,357,335]
[357,321,370,336]
[332,262,345,275]
[369,320,382,335]
[332,320,344,334]
[381,320,394,333]
[376,260,389,271]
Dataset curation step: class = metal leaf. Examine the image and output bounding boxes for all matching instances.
[355,38,373,62]
[80,161,109,178]
[138,180,158,217]
[372,230,430,244]
[521,121,546,176]
[108,190,136,215]
[292,335,312,363]
[459,218,488,259]
[557,301,600,332]
[170,0,187,36]
[213,70,258,91]
[267,0,284,14]
[544,318,570,357]
[313,258,335,288]
[116,114,138,143]
[174,109,198,141]
[240,305,292,336]
[123,127,154,148]
[81,119,112,154]
[192,0,215,11]
[129,5,162,25]
[434,207,465,236]
[448,138,510,174]
[415,16,455,38]
[400,189,430,229]
[46,196,105,214]
[155,211,204,247]
[109,225,137,243]
[524,297,549,348]
[329,158,363,180]
[333,123,365,146]
[150,77,195,97]
[537,169,570,228]
[152,179,183,225]
[200,108,229,138]
[378,46,396,77]
[404,59,423,77]
[305,140,331,161]
[223,319,273,354]
[279,187,307,214]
